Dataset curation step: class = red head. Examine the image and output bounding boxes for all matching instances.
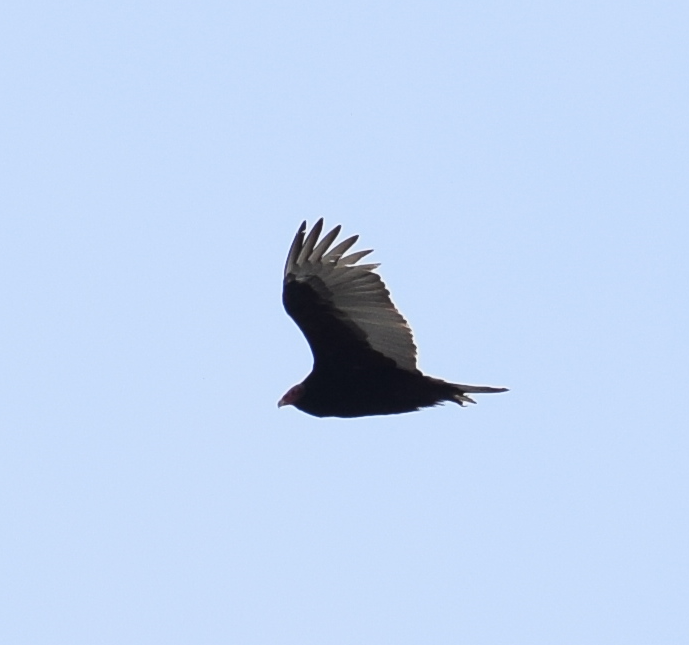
[278,383,305,408]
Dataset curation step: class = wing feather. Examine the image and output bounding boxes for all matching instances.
[283,219,418,372]
[284,221,306,276]
[339,249,374,265]
[296,218,323,265]
[322,236,359,263]
[311,225,342,262]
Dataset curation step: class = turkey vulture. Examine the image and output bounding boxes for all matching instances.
[279,219,507,417]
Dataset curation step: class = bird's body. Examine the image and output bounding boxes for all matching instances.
[279,219,507,418]
[295,368,484,418]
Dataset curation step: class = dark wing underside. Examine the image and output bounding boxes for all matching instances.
[282,219,418,373]
[283,278,394,372]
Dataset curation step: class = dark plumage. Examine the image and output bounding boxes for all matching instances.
[278,219,507,417]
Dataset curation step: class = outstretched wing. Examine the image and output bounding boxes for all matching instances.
[283,219,418,372]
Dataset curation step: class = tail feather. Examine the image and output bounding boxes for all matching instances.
[450,383,509,407]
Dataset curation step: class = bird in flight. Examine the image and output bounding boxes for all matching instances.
[279,219,507,417]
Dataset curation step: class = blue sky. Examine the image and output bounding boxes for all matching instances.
[2,1,687,643]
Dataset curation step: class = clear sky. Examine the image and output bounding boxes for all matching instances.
[2,1,687,643]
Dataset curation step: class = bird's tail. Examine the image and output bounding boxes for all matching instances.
[450,383,509,407]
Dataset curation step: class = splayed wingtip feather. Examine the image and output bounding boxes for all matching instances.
[310,224,342,262]
[284,221,306,276]
[296,218,323,265]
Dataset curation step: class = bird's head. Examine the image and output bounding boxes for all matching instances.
[278,383,305,409]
